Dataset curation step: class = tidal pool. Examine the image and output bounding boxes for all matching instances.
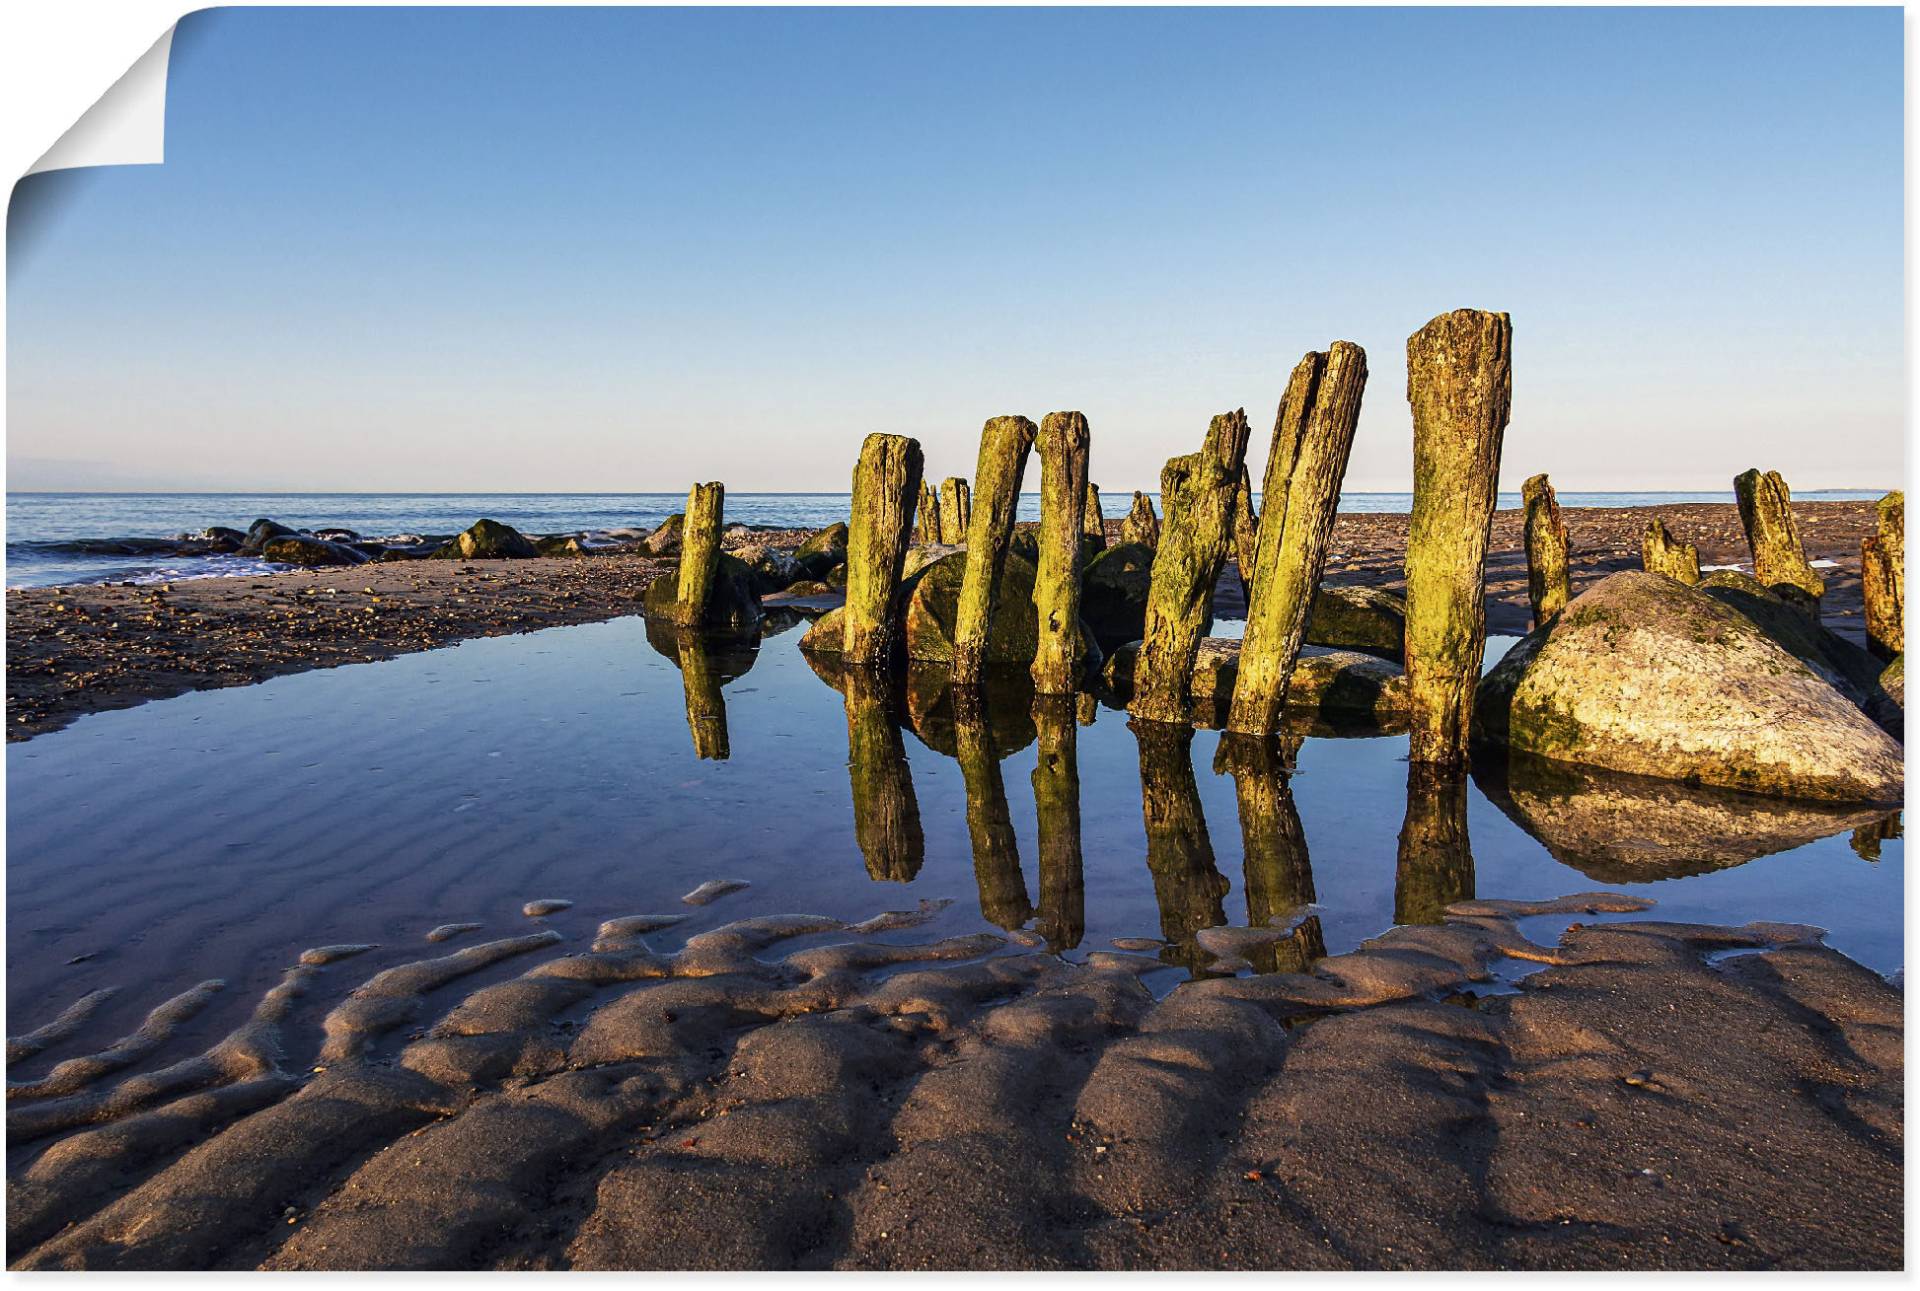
[6,610,1903,1063]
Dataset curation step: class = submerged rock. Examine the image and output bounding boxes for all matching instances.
[1475,571,1904,803]
[1081,542,1155,648]
[431,519,539,561]
[1305,585,1406,659]
[260,535,369,567]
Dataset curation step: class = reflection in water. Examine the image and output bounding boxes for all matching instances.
[1852,813,1904,862]
[644,620,761,761]
[840,665,927,882]
[953,689,1033,930]
[1216,733,1326,973]
[1032,696,1086,952]
[1396,763,1475,924]
[1134,719,1229,971]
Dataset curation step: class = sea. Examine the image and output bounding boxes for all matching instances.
[4,490,1887,589]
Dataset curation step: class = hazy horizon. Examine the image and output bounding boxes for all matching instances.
[8,7,1904,496]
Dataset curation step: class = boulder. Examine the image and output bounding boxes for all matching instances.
[239,518,298,555]
[731,543,804,595]
[824,562,848,590]
[1475,571,1904,803]
[1304,585,1406,659]
[1884,654,1904,708]
[1081,542,1155,648]
[793,522,849,577]
[260,535,368,567]
[312,528,361,543]
[431,519,539,561]
[1696,570,1901,733]
[642,514,685,557]
[534,534,591,557]
[1101,638,1405,725]
[640,552,762,636]
[203,526,248,552]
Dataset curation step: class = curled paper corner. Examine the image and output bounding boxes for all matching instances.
[27,24,177,176]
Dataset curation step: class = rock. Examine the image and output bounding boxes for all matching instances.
[534,534,591,557]
[1883,654,1903,708]
[783,580,833,598]
[1304,585,1405,659]
[1102,638,1405,725]
[902,550,1042,667]
[902,543,963,583]
[731,543,804,595]
[1475,571,1904,803]
[824,562,848,590]
[260,535,369,567]
[1081,542,1155,648]
[640,552,763,636]
[203,526,248,552]
[312,528,361,544]
[793,522,849,578]
[431,519,539,560]
[238,518,298,555]
[1696,570,1901,734]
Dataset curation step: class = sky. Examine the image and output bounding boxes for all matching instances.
[5,6,1905,495]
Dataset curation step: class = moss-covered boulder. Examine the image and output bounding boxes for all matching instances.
[261,535,368,567]
[824,562,848,590]
[731,543,803,595]
[1883,654,1904,708]
[1101,638,1405,725]
[1696,570,1900,734]
[793,522,849,577]
[431,519,538,560]
[1475,571,1903,803]
[1081,542,1154,648]
[640,552,763,636]
[641,513,685,557]
[1304,585,1405,659]
[238,518,299,555]
[534,534,591,557]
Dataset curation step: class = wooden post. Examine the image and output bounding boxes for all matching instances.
[843,666,924,881]
[954,692,1031,930]
[1032,695,1085,953]
[1120,491,1161,549]
[1734,469,1825,605]
[1863,490,1904,660]
[1032,411,1092,694]
[1232,465,1260,604]
[1227,344,1368,735]
[939,477,971,540]
[1520,473,1570,628]
[1642,517,1700,584]
[1404,309,1512,766]
[952,416,1037,683]
[671,481,724,626]
[1128,411,1250,724]
[1083,481,1107,551]
[917,479,943,545]
[1135,719,1228,972]
[1395,763,1475,924]
[842,434,925,665]
[1217,733,1324,974]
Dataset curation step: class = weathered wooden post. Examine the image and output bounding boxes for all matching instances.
[1404,309,1512,766]
[1032,694,1085,953]
[842,665,925,881]
[668,481,724,626]
[1227,344,1369,736]
[1032,411,1092,694]
[1232,465,1260,604]
[1642,517,1701,584]
[917,479,943,545]
[842,434,925,665]
[1520,473,1570,628]
[1135,719,1228,970]
[1863,490,1904,660]
[952,416,1037,683]
[1395,763,1475,924]
[1128,411,1250,724]
[1734,468,1824,606]
[1083,481,1107,551]
[954,692,1031,930]
[1217,733,1325,974]
[1120,491,1161,548]
[674,632,730,760]
[939,477,971,541]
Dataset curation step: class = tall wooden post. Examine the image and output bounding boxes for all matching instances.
[1642,517,1700,584]
[1120,491,1161,549]
[1127,411,1250,724]
[1232,466,1260,604]
[1032,695,1085,953]
[1520,473,1570,628]
[1404,309,1512,766]
[1032,411,1092,694]
[1863,490,1904,660]
[1227,343,1368,735]
[1084,482,1107,551]
[952,416,1037,683]
[939,477,971,541]
[842,434,925,665]
[917,479,943,545]
[671,481,724,626]
[1734,469,1824,606]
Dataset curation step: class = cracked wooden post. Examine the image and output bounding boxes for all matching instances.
[842,666,925,881]
[1032,695,1085,953]
[1135,719,1228,972]
[1863,490,1904,660]
[842,434,925,666]
[1734,469,1824,608]
[938,477,971,541]
[670,481,724,626]
[1217,733,1325,974]
[1232,465,1260,604]
[1032,411,1092,694]
[1404,309,1512,766]
[1521,473,1570,628]
[1128,411,1250,725]
[1120,491,1161,548]
[1395,763,1475,924]
[1642,517,1700,584]
[1227,344,1369,736]
[916,479,943,545]
[952,416,1037,683]
[954,692,1031,930]
[1083,482,1107,551]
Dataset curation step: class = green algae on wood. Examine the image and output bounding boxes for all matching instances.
[1120,491,1160,549]
[1083,481,1107,552]
[1231,465,1260,603]
[1031,695,1086,953]
[953,416,1037,684]
[842,434,925,666]
[1641,517,1700,584]
[1404,308,1512,766]
[1228,343,1369,735]
[1862,490,1903,660]
[668,482,725,626]
[917,479,944,545]
[1733,468,1824,607]
[1032,411,1093,694]
[938,477,971,542]
[1520,473,1570,628]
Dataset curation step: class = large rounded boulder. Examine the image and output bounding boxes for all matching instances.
[1475,571,1903,803]
[1695,570,1901,734]
[432,519,538,560]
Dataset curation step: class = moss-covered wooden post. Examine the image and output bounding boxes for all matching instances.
[1395,763,1475,924]
[1734,468,1824,607]
[1231,465,1261,604]
[939,477,971,541]
[1135,719,1228,972]
[954,691,1031,930]
[1083,481,1107,551]
[1216,733,1325,974]
[917,479,943,545]
[1128,411,1250,725]
[1032,411,1092,694]
[842,434,925,665]
[674,631,730,760]
[1404,309,1512,766]
[842,665,925,881]
[1227,344,1368,736]
[1863,490,1904,660]
[669,481,724,626]
[1642,517,1700,584]
[1120,491,1161,549]
[952,416,1037,684]
[1032,694,1085,953]
[1520,473,1570,628]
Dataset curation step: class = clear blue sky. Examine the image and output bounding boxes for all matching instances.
[6,6,1903,494]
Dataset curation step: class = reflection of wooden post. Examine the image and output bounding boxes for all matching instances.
[1232,465,1259,603]
[1395,763,1475,924]
[1521,473,1569,628]
[1863,491,1904,660]
[939,477,971,543]
[1135,719,1228,971]
[1083,481,1107,552]
[1032,696,1085,953]
[1217,733,1323,974]
[1228,344,1368,735]
[954,692,1031,929]
[1405,309,1512,766]
[1128,411,1249,725]
[1642,517,1700,584]
[843,667,925,881]
[675,632,730,760]
[1734,469,1824,605]
[672,482,725,625]
[1032,411,1092,694]
[953,417,1037,684]
[844,434,925,665]
[917,479,943,545]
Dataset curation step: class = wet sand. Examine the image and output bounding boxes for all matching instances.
[4,501,1882,742]
[5,890,1899,1271]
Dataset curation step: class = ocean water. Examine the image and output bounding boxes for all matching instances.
[4,490,1886,588]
